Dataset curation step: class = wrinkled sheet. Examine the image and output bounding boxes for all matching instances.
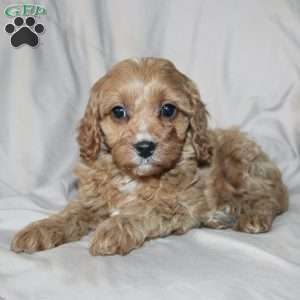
[1,1,300,299]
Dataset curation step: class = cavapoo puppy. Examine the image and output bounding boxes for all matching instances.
[11,57,288,256]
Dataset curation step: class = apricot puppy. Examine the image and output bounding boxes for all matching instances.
[11,58,288,256]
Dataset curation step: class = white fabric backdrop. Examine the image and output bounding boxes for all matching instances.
[0,0,300,299]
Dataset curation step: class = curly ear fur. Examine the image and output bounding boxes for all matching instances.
[185,79,213,165]
[77,79,105,162]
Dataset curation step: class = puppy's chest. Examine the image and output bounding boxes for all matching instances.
[111,169,207,208]
[111,175,158,205]
[77,160,210,212]
[112,175,140,202]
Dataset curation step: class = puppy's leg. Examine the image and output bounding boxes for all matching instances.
[11,199,109,253]
[205,198,279,233]
[205,204,239,230]
[233,191,287,233]
[208,173,288,233]
[90,215,146,256]
[206,130,288,233]
[89,202,202,256]
[234,161,288,233]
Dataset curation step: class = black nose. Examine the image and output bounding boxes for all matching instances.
[134,141,156,158]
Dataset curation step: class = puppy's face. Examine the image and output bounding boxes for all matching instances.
[78,58,210,178]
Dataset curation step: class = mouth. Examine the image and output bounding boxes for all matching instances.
[133,156,163,176]
[112,143,174,177]
[136,156,154,169]
[139,156,154,165]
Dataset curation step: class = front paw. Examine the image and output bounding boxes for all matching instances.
[233,214,272,233]
[90,217,145,256]
[11,219,65,253]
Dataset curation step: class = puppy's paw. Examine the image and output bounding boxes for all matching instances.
[11,219,65,253]
[233,214,272,233]
[90,217,145,256]
[205,206,237,229]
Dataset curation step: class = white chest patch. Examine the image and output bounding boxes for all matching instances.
[110,208,120,216]
[119,180,138,194]
[110,176,138,217]
[114,175,138,194]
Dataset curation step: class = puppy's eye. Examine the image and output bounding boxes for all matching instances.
[112,106,127,119]
[160,103,177,119]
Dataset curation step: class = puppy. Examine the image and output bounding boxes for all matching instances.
[11,57,288,256]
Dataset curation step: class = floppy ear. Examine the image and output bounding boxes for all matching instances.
[185,79,213,165]
[77,78,105,162]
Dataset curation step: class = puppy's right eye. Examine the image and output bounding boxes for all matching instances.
[160,103,177,119]
[111,106,127,119]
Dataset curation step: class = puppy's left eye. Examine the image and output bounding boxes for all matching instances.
[160,103,177,119]
[112,106,127,120]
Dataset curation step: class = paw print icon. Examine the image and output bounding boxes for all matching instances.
[5,16,45,48]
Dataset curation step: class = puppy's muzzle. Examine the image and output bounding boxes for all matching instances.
[134,140,156,158]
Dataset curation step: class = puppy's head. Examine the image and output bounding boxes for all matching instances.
[78,58,211,177]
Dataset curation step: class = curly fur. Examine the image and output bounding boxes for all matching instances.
[11,57,288,256]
